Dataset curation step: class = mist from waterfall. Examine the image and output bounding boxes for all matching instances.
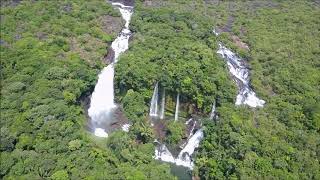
[174,93,180,121]
[88,3,133,137]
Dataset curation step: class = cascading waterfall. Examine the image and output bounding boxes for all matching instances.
[154,129,204,170]
[149,82,159,117]
[154,143,175,163]
[180,119,196,149]
[154,28,266,171]
[217,43,265,108]
[160,89,166,119]
[88,2,133,137]
[175,129,203,169]
[210,102,216,120]
[174,93,180,121]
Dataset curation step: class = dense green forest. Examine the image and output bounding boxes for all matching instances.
[0,0,175,179]
[1,0,320,179]
[116,0,320,179]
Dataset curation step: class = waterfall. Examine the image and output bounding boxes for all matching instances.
[149,82,159,117]
[175,129,203,169]
[213,28,220,36]
[94,128,109,137]
[154,129,204,170]
[88,3,133,137]
[121,124,131,132]
[185,118,193,125]
[187,120,196,139]
[154,143,175,163]
[174,93,180,121]
[160,89,165,119]
[209,102,216,120]
[217,43,265,108]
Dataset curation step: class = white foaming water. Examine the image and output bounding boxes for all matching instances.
[174,93,180,121]
[149,82,159,117]
[187,121,196,139]
[185,118,193,125]
[213,29,220,36]
[176,129,203,169]
[94,128,108,138]
[154,129,204,170]
[88,3,133,137]
[160,89,165,119]
[154,144,175,163]
[121,123,131,132]
[217,43,265,108]
[210,102,216,120]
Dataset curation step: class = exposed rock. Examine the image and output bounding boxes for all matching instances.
[100,15,123,35]
[110,107,130,130]
[61,3,72,13]
[250,1,278,10]
[0,39,9,47]
[128,33,134,43]
[220,15,234,33]
[231,35,250,51]
[104,47,115,64]
[68,35,105,65]
[36,32,48,40]
[14,34,21,40]
[0,0,21,7]
[143,0,165,7]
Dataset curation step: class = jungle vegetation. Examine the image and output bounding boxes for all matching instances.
[0,0,175,179]
[1,0,319,179]
[116,0,320,179]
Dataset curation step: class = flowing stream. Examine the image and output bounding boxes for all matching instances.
[154,129,204,170]
[153,29,265,172]
[217,43,265,107]
[88,2,133,137]
[213,29,265,108]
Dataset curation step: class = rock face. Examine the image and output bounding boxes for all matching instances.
[100,15,124,35]
[143,0,166,7]
[231,35,250,51]
[104,47,115,64]
[0,0,21,7]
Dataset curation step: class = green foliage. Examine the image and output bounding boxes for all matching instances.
[0,127,16,152]
[44,67,69,80]
[115,0,236,115]
[63,91,76,104]
[68,139,82,151]
[130,121,155,143]
[16,134,33,150]
[0,0,175,179]
[2,0,319,179]
[165,121,186,145]
[51,170,69,180]
[122,89,146,122]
